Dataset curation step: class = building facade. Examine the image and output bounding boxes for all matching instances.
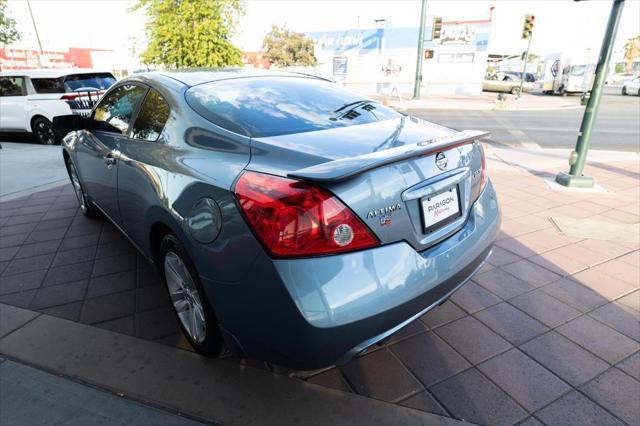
[0,47,113,71]
[307,19,492,97]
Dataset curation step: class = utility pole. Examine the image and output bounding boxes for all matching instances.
[26,0,45,67]
[555,0,626,188]
[413,0,427,99]
[517,36,532,99]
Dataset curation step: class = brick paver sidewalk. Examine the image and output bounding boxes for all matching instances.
[0,145,638,425]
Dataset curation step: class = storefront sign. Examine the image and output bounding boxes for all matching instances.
[440,24,475,45]
[0,47,103,70]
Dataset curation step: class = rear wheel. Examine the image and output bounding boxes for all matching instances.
[32,117,57,145]
[66,161,98,217]
[622,86,627,95]
[159,234,223,356]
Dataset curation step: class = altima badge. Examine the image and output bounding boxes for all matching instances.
[367,203,401,226]
[435,152,448,170]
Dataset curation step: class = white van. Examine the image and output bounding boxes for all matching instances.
[541,53,596,96]
[0,69,116,144]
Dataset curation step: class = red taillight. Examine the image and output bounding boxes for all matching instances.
[234,171,379,257]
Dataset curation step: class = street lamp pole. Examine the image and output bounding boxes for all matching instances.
[555,0,626,188]
[26,0,45,67]
[413,0,427,99]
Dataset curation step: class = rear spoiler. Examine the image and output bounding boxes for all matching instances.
[287,130,491,183]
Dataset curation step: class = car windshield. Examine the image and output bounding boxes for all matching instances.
[185,76,401,138]
[570,66,586,76]
[63,73,116,92]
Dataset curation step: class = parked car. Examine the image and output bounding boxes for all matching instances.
[502,71,536,83]
[56,70,501,369]
[621,77,640,96]
[606,72,636,86]
[0,69,116,144]
[483,72,534,95]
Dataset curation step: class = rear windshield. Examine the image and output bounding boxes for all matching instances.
[31,73,116,94]
[185,77,401,138]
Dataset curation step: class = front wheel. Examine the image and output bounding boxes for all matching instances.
[510,86,521,95]
[622,86,627,95]
[159,234,223,356]
[32,117,57,145]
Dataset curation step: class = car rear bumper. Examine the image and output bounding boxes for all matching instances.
[205,180,500,369]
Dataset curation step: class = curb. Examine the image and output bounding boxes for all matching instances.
[389,103,582,113]
[0,303,471,426]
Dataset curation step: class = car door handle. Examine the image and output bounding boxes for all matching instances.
[104,150,120,167]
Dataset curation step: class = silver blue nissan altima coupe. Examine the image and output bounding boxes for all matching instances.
[57,69,501,369]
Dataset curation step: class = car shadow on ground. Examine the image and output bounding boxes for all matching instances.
[0,133,39,145]
[0,164,638,425]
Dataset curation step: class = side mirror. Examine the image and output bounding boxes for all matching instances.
[53,114,87,136]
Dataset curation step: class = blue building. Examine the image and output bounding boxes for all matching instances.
[308,19,492,97]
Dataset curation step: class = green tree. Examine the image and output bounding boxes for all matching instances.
[623,35,640,73]
[262,24,316,67]
[132,0,244,68]
[0,0,20,45]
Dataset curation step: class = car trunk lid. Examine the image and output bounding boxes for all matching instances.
[246,117,489,252]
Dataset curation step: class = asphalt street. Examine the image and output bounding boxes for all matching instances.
[412,87,640,152]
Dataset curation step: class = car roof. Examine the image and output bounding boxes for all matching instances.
[154,68,325,86]
[0,68,113,78]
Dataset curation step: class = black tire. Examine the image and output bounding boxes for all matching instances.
[32,117,58,145]
[66,160,99,217]
[622,86,627,95]
[510,86,520,95]
[159,234,223,356]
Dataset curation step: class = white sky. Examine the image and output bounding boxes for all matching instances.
[6,0,640,67]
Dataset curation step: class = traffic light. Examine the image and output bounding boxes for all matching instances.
[432,17,443,40]
[522,14,535,39]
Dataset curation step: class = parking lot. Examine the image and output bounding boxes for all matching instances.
[1,139,638,425]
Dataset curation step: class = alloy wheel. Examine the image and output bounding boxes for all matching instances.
[164,251,207,343]
[35,120,56,145]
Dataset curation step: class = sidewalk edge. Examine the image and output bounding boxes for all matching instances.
[0,304,471,426]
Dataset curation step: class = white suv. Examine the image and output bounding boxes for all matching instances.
[0,69,116,144]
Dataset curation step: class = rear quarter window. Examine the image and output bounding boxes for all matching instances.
[130,89,170,142]
[185,77,401,138]
[31,78,64,94]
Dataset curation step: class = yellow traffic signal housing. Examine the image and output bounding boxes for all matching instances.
[432,17,443,40]
[522,14,535,39]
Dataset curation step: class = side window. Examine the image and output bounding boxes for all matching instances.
[130,89,170,142]
[92,84,147,134]
[0,76,26,97]
[31,78,64,94]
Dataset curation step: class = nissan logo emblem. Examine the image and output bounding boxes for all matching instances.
[435,152,448,170]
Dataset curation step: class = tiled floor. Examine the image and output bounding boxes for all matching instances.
[0,149,638,425]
